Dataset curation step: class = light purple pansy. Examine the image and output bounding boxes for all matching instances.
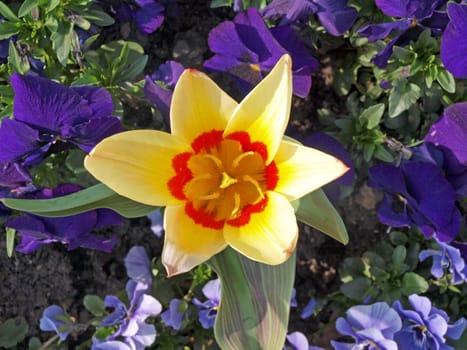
[331,302,402,350]
[39,305,74,341]
[393,294,467,349]
[192,278,221,329]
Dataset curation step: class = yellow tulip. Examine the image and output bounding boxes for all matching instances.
[84,55,349,276]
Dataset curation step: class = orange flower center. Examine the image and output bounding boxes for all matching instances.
[168,130,278,229]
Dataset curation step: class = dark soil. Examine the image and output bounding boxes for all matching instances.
[0,1,385,348]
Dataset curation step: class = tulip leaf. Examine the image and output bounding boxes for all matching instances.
[295,189,348,244]
[1,183,157,218]
[208,247,295,350]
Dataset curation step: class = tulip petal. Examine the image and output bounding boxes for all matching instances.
[274,140,349,201]
[171,69,238,145]
[224,191,297,265]
[162,205,227,276]
[84,130,189,206]
[225,55,293,164]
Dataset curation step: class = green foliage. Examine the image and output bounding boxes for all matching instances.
[209,248,295,350]
[83,295,106,317]
[338,231,427,304]
[0,317,28,348]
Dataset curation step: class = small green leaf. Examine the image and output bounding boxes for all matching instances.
[295,189,348,245]
[360,103,384,129]
[436,68,456,93]
[50,21,73,65]
[210,0,232,8]
[0,1,19,22]
[374,144,394,162]
[208,247,295,350]
[401,272,428,296]
[18,0,38,17]
[83,9,115,26]
[6,227,15,258]
[0,317,28,348]
[388,79,421,118]
[2,183,157,218]
[340,277,371,301]
[8,40,30,74]
[0,21,19,40]
[28,337,42,350]
[392,246,406,273]
[83,295,106,317]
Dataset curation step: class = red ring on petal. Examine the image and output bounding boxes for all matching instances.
[185,201,225,230]
[168,152,193,200]
[227,196,268,227]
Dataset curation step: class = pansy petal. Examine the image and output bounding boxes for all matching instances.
[274,140,349,201]
[170,69,238,145]
[225,55,292,164]
[84,130,189,206]
[162,205,227,276]
[224,191,297,265]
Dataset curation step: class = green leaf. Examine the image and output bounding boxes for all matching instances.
[83,295,106,317]
[0,1,19,22]
[8,40,30,74]
[6,227,15,258]
[83,9,115,26]
[208,247,295,350]
[401,272,428,296]
[436,68,456,93]
[360,103,384,129]
[295,189,348,244]
[388,79,421,118]
[374,144,394,162]
[340,277,371,301]
[392,246,406,273]
[18,0,38,17]
[2,183,156,218]
[50,21,73,65]
[0,317,28,348]
[0,21,19,40]
[210,0,232,7]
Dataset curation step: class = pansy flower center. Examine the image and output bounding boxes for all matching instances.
[168,130,278,229]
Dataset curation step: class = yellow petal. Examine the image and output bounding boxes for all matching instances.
[224,55,293,164]
[171,69,238,145]
[84,130,189,206]
[274,140,349,201]
[224,191,298,265]
[162,205,227,276]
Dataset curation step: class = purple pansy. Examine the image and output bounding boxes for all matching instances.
[39,305,74,341]
[144,60,184,129]
[419,238,467,284]
[425,102,467,167]
[193,278,221,329]
[441,2,467,79]
[331,302,402,350]
[261,0,358,36]
[368,161,461,242]
[284,331,324,350]
[94,280,162,350]
[393,294,467,349]
[113,0,164,34]
[0,161,35,216]
[358,0,448,67]
[161,298,186,331]
[6,184,123,253]
[0,73,123,166]
[204,8,318,98]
